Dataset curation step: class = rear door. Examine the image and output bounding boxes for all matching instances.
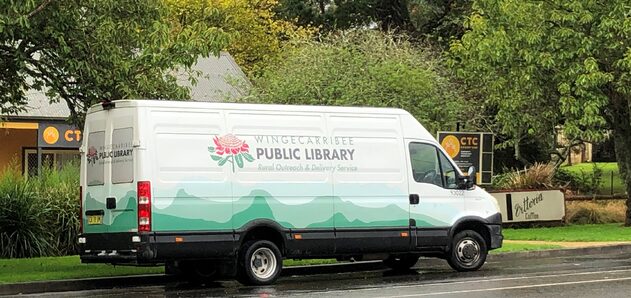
[83,107,138,233]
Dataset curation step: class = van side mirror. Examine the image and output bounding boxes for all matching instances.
[458,166,476,189]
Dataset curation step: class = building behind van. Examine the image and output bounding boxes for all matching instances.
[78,100,502,285]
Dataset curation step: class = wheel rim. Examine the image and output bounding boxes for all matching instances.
[250,247,277,280]
[455,238,480,266]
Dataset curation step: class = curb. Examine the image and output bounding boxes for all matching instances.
[488,243,631,261]
[3,244,631,296]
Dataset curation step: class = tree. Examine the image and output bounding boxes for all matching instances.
[408,0,473,47]
[276,0,413,32]
[276,0,472,46]
[0,0,228,124]
[246,30,464,133]
[166,0,315,77]
[450,0,631,223]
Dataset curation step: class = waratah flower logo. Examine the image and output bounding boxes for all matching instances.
[87,146,98,165]
[208,134,255,172]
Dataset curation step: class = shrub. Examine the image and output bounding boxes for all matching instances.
[492,163,556,190]
[36,164,81,256]
[0,162,80,258]
[565,200,625,224]
[248,30,465,133]
[0,167,53,258]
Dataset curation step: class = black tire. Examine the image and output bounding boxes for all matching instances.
[237,240,283,285]
[383,254,420,271]
[447,230,487,272]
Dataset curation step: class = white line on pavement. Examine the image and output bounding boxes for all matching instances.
[384,276,631,297]
[283,266,631,297]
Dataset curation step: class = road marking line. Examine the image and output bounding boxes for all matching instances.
[384,276,631,297]
[287,267,631,296]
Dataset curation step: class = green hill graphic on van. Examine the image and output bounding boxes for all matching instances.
[84,190,137,233]
[152,189,449,231]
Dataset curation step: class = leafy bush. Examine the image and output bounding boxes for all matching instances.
[36,165,81,256]
[565,200,625,224]
[492,163,556,190]
[554,163,603,194]
[0,163,80,258]
[247,30,465,133]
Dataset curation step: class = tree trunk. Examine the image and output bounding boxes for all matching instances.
[513,137,532,167]
[608,90,631,226]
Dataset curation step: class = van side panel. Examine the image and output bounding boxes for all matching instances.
[228,111,334,228]
[149,108,233,231]
[327,114,410,253]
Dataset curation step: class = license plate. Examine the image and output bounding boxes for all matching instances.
[87,215,103,225]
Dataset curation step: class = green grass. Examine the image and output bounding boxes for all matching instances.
[491,242,562,253]
[0,256,342,284]
[0,256,164,284]
[284,259,337,266]
[504,223,631,242]
[562,162,625,194]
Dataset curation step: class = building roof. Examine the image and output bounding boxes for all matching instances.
[176,52,250,103]
[19,89,72,119]
[9,52,248,120]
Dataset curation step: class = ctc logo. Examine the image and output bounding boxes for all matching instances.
[42,126,82,145]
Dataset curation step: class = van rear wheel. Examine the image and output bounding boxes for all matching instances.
[237,240,282,285]
[447,230,487,272]
[383,254,419,271]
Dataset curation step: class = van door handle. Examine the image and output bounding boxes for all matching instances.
[409,194,420,205]
[106,197,116,210]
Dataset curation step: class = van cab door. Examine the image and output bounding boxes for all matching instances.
[83,108,138,233]
[406,141,465,248]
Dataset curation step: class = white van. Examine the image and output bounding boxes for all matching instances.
[78,100,502,285]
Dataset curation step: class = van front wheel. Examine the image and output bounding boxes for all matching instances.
[237,240,282,285]
[447,230,487,272]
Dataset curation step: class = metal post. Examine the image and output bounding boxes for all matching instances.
[37,146,42,176]
[611,171,614,195]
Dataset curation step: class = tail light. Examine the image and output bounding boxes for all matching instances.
[137,181,152,232]
[79,186,83,233]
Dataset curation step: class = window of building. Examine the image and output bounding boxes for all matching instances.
[24,149,80,177]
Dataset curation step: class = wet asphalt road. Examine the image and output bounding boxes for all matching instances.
[27,251,631,298]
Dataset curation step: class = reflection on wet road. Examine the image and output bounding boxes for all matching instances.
[33,252,631,298]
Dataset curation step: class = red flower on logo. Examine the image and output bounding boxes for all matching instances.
[208,134,255,172]
[86,146,98,164]
[87,146,97,158]
[213,134,249,155]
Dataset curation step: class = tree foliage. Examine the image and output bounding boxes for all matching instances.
[276,0,412,31]
[408,0,472,46]
[276,0,472,46]
[0,0,228,124]
[166,0,315,77]
[247,30,464,133]
[450,0,631,223]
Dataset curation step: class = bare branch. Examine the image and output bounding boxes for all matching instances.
[27,0,54,19]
